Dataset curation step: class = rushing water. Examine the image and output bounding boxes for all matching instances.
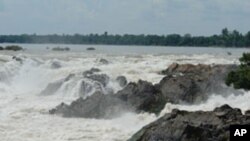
[0,44,249,141]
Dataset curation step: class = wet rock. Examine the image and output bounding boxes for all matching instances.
[116,76,128,87]
[12,56,23,63]
[85,74,110,87]
[86,47,96,51]
[99,58,109,64]
[51,61,62,69]
[116,80,167,114]
[157,63,241,104]
[50,92,130,119]
[52,47,70,51]
[50,63,241,119]
[128,104,250,141]
[5,45,23,51]
[50,80,166,118]
[83,68,101,76]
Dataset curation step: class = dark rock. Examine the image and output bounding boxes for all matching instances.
[128,104,250,141]
[86,47,96,51]
[116,80,167,114]
[0,46,3,50]
[5,45,23,51]
[50,92,130,119]
[12,56,23,63]
[83,68,101,76]
[245,110,250,116]
[50,63,241,119]
[99,58,109,64]
[85,74,110,87]
[52,47,70,51]
[116,76,128,87]
[157,63,241,104]
[50,80,166,118]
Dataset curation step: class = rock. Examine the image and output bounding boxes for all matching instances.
[86,47,96,51]
[52,47,70,51]
[0,46,3,50]
[50,63,241,119]
[83,68,101,76]
[50,80,166,118]
[245,110,250,116]
[157,63,241,104]
[12,56,23,63]
[116,76,128,87]
[128,104,250,141]
[99,58,109,64]
[50,92,130,119]
[5,45,23,51]
[116,80,167,114]
[85,74,110,87]
[50,61,62,69]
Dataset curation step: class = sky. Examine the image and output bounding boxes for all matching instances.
[0,0,250,35]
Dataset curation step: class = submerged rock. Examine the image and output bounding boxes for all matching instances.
[99,58,109,64]
[83,68,101,76]
[128,104,250,141]
[116,76,128,87]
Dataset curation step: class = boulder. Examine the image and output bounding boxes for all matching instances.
[49,92,131,119]
[128,104,250,141]
[157,63,241,104]
[116,76,128,87]
[50,80,166,118]
[116,80,167,114]
[83,68,101,76]
[99,58,109,64]
[86,47,96,51]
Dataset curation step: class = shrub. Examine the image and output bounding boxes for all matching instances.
[226,53,250,90]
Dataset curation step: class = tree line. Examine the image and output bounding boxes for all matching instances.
[0,28,250,47]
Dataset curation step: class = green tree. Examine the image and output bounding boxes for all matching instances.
[226,53,250,90]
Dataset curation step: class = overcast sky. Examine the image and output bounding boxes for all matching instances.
[0,0,249,35]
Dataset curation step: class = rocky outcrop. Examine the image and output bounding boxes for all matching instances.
[50,80,166,118]
[50,63,240,119]
[157,63,240,104]
[49,92,130,119]
[128,104,250,141]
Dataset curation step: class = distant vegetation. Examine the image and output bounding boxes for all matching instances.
[0,45,23,51]
[0,28,250,47]
[226,53,250,90]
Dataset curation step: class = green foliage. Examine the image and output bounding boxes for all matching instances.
[0,29,250,47]
[5,45,23,51]
[226,53,250,90]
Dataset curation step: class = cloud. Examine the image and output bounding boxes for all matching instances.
[0,0,249,35]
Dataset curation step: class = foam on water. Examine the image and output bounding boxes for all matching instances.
[0,47,248,141]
